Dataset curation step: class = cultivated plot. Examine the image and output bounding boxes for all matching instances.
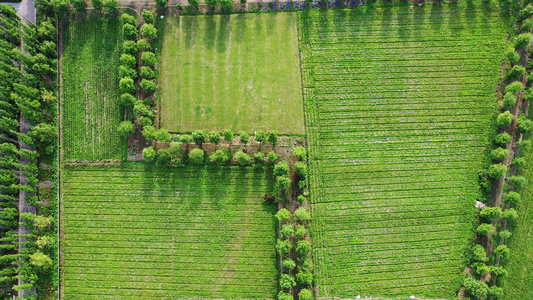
[158,13,305,134]
[61,15,125,161]
[299,2,507,298]
[61,163,278,299]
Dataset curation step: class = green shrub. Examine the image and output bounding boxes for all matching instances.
[141,51,156,67]
[282,258,296,270]
[133,102,153,118]
[296,240,311,256]
[295,225,306,239]
[276,239,292,256]
[479,207,502,222]
[119,77,135,93]
[275,208,291,222]
[294,207,310,222]
[472,244,488,262]
[294,146,307,160]
[505,81,523,94]
[517,115,533,133]
[156,148,171,165]
[267,151,278,163]
[504,48,520,64]
[188,148,204,165]
[142,147,156,162]
[298,289,313,300]
[502,92,517,110]
[488,163,507,178]
[120,54,137,68]
[279,224,295,239]
[477,223,495,235]
[502,208,518,221]
[503,191,521,205]
[117,121,135,136]
[495,244,510,259]
[471,262,490,275]
[497,111,514,127]
[120,93,136,107]
[102,0,118,13]
[137,39,151,51]
[508,175,528,189]
[141,23,157,40]
[277,291,293,300]
[235,151,251,166]
[142,125,156,141]
[140,66,154,79]
[253,152,264,164]
[490,147,508,161]
[463,277,488,300]
[140,79,156,93]
[142,9,154,24]
[273,161,289,176]
[120,13,137,26]
[515,33,532,49]
[295,271,313,286]
[494,133,511,146]
[507,65,526,80]
[209,150,230,165]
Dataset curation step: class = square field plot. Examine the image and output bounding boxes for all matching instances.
[61,163,278,299]
[158,13,305,134]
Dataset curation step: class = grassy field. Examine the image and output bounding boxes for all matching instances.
[157,13,305,134]
[299,2,507,298]
[61,163,277,299]
[501,148,533,300]
[61,15,125,161]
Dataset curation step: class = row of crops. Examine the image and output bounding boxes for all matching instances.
[61,163,278,299]
[61,15,125,161]
[299,2,507,298]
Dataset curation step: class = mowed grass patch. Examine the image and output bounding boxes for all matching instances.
[158,13,304,134]
[61,163,277,299]
[501,148,533,300]
[299,1,507,298]
[61,15,125,161]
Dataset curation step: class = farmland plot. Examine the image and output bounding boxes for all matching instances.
[61,15,125,161]
[299,2,507,298]
[61,163,277,299]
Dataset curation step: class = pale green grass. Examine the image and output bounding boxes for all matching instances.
[158,13,305,134]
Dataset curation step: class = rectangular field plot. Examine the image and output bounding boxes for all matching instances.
[61,15,125,161]
[299,2,507,298]
[61,163,277,299]
[158,13,305,134]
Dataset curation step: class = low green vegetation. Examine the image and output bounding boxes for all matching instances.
[61,163,277,299]
[299,2,507,298]
[157,13,305,134]
[62,15,125,161]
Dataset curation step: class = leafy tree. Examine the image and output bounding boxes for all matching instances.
[488,163,507,178]
[222,129,234,144]
[140,79,156,93]
[189,0,199,7]
[207,131,221,145]
[504,48,520,64]
[294,146,307,160]
[143,146,156,162]
[296,240,311,256]
[155,129,172,143]
[295,225,306,239]
[141,51,156,67]
[298,289,313,300]
[91,0,103,10]
[479,207,502,222]
[137,39,151,51]
[296,271,313,286]
[524,88,533,101]
[28,123,56,145]
[276,239,292,256]
[277,291,293,300]
[517,115,533,133]
[103,0,118,13]
[119,77,135,93]
[495,132,511,146]
[119,65,137,79]
[279,224,295,239]
[495,244,510,259]
[71,0,86,12]
[188,148,205,165]
[120,93,136,107]
[169,142,182,156]
[206,0,218,9]
[463,277,488,300]
[235,151,251,166]
[508,175,528,189]
[117,121,135,136]
[120,54,137,68]
[506,82,523,95]
[471,262,490,275]
[294,207,310,222]
[282,258,296,270]
[220,0,232,9]
[515,33,532,49]
[297,195,306,203]
[141,23,157,40]
[253,152,264,164]
[507,65,526,80]
[276,176,291,196]
[133,102,154,118]
[275,208,291,222]
[267,130,278,145]
[255,130,266,145]
[52,0,69,16]
[142,125,156,141]
[155,0,167,9]
[239,131,249,145]
[120,13,137,26]
[502,92,517,110]
[477,223,495,235]
[490,147,508,161]
[497,111,514,127]
[502,208,518,222]
[503,191,521,205]
[142,9,154,24]
[280,274,296,290]
[488,286,504,298]
[267,150,278,163]
[499,230,512,240]
[122,41,139,56]
[294,161,307,180]
[156,148,172,165]
[140,66,154,79]
[472,244,488,262]
[273,161,289,176]
[209,150,230,165]
[29,252,52,269]
[36,236,54,249]
[179,134,193,146]
[192,130,207,146]
[517,140,531,150]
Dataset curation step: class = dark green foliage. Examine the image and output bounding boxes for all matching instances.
[471,262,490,275]
[488,163,507,178]
[141,23,157,40]
[255,130,266,143]
[503,92,517,110]
[479,207,502,222]
[103,0,118,13]
[502,208,518,221]
[515,33,532,49]
[70,0,86,12]
[504,48,520,64]
[497,111,514,127]
[140,66,154,79]
[120,13,137,26]
[52,0,69,16]
[295,225,306,239]
[279,224,295,239]
[495,133,511,146]
[517,115,533,133]
[222,129,234,143]
[507,65,526,80]
[293,161,307,180]
[206,0,218,9]
[512,157,525,167]
[28,123,56,145]
[140,79,156,93]
[91,0,103,10]
[207,131,221,145]
[266,151,278,163]
[505,81,523,94]
[137,39,151,51]
[120,93,136,107]
[122,40,138,55]
[220,0,232,9]
[141,51,156,67]
[119,77,135,93]
[276,239,292,256]
[275,176,291,196]
[179,134,193,145]
[509,175,528,189]
[120,54,136,68]
[295,271,313,286]
[235,150,251,166]
[188,148,204,165]
[239,131,249,144]
[142,10,154,24]
[154,129,171,143]
[189,0,199,7]
[296,240,311,256]
[503,191,521,205]
[293,146,307,160]
[117,121,135,136]
[119,65,137,79]
[209,150,230,165]
[133,102,154,118]
[192,130,207,146]
[156,148,172,165]
[123,23,138,40]
[267,130,278,145]
[155,0,167,9]
[488,286,504,298]
[253,152,264,164]
[463,277,488,300]
[490,147,509,161]
[273,161,289,177]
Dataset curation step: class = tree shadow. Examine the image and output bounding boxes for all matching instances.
[204,15,216,51]
[183,15,197,50]
[216,14,231,53]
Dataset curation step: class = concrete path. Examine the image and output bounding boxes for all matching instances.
[0,0,36,24]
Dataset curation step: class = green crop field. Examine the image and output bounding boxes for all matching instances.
[299,2,507,298]
[61,163,277,299]
[157,13,305,135]
[502,148,533,300]
[61,15,125,161]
